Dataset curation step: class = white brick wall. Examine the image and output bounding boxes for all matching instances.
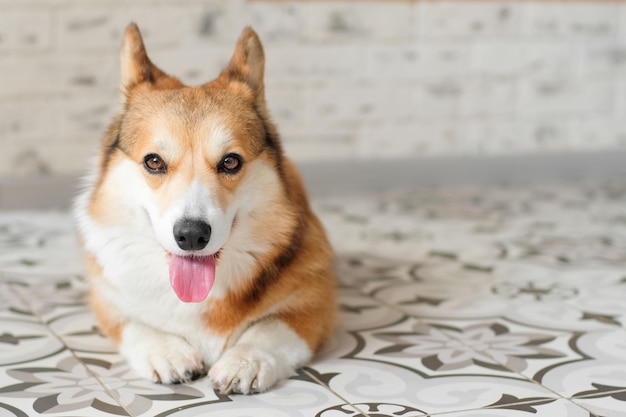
[1,0,626,176]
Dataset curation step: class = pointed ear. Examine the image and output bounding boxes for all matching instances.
[220,27,265,96]
[120,23,167,93]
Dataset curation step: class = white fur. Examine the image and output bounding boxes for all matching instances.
[74,163,217,342]
[209,159,287,298]
[152,130,183,163]
[146,178,236,258]
[205,123,233,158]
[121,322,204,383]
[209,319,311,394]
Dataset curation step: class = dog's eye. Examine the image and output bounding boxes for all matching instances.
[143,154,167,173]
[219,153,243,174]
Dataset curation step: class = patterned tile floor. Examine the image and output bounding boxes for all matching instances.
[1,181,626,416]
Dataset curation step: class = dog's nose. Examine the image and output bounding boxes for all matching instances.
[173,219,211,251]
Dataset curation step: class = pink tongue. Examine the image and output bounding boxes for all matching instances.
[169,255,216,303]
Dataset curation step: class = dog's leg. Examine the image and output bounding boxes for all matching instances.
[208,318,311,394]
[120,322,206,384]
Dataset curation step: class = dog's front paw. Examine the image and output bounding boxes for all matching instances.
[209,344,289,394]
[121,324,205,384]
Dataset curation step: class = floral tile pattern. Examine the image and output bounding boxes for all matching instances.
[2,181,626,416]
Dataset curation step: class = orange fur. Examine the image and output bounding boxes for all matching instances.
[204,159,335,351]
[85,254,124,344]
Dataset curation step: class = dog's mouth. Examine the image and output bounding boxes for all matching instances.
[168,251,220,303]
[167,213,235,303]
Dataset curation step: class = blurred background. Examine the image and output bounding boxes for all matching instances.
[1,0,626,202]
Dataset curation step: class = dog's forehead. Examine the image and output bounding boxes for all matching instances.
[151,116,232,160]
[128,87,264,156]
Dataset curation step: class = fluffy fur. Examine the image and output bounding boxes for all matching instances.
[74,23,336,394]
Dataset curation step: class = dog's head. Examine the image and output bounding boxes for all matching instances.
[93,24,293,302]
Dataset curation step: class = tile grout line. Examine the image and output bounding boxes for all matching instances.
[7,282,137,417]
[301,368,371,417]
[567,388,626,417]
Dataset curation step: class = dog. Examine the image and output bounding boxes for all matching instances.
[74,23,336,394]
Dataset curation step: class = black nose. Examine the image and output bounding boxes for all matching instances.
[173,219,211,251]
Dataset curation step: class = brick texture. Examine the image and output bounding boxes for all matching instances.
[1,0,626,176]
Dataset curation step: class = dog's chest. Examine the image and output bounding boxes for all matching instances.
[98,246,230,347]
[103,277,205,334]
[105,278,228,359]
[84,219,237,361]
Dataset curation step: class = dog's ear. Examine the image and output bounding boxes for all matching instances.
[120,23,170,94]
[219,27,265,98]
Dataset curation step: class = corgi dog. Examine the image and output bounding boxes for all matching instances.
[74,23,336,394]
